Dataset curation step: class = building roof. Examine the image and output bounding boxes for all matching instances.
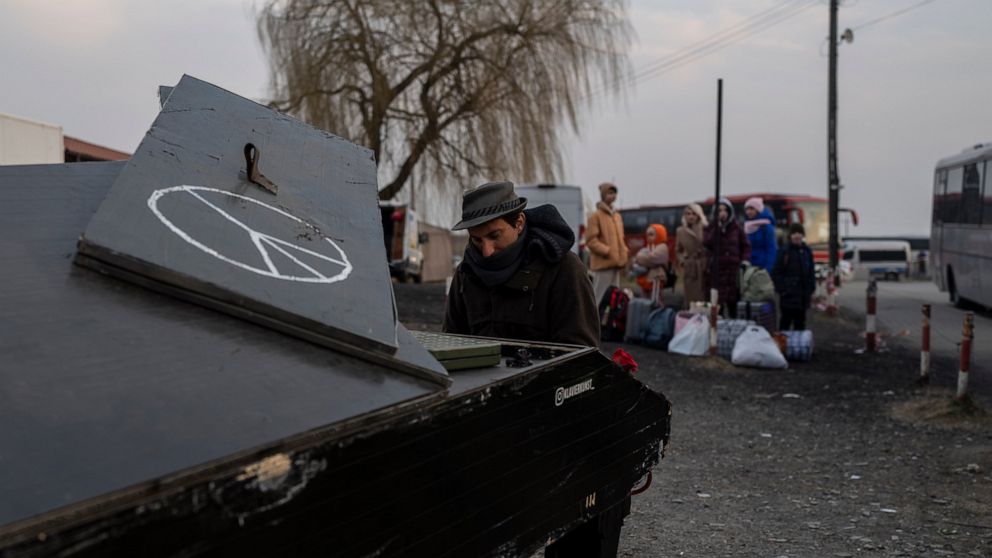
[63,135,130,161]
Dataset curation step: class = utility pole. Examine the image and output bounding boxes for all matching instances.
[827,0,840,285]
[711,78,723,312]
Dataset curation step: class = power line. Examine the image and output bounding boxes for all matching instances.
[626,2,808,80]
[588,1,819,100]
[630,1,819,87]
[850,0,939,31]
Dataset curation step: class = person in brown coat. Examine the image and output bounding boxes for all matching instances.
[444,181,600,347]
[675,203,709,307]
[586,182,628,305]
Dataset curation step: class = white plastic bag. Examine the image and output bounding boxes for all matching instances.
[668,314,710,356]
[731,325,788,369]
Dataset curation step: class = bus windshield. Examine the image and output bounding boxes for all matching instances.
[796,201,830,246]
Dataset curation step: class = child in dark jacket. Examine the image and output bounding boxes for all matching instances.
[772,223,816,330]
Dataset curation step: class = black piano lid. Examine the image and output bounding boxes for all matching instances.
[0,161,445,530]
[74,75,446,383]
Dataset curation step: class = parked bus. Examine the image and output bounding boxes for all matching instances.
[844,235,929,277]
[516,183,592,262]
[841,240,911,281]
[618,204,683,260]
[620,193,859,268]
[931,141,992,307]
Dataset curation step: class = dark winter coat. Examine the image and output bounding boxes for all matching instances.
[745,207,778,272]
[773,242,816,310]
[703,215,751,308]
[443,206,600,347]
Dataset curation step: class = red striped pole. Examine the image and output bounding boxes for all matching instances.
[826,269,838,317]
[920,304,931,384]
[865,279,878,352]
[956,312,975,401]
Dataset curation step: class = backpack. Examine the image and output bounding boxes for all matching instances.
[599,286,629,342]
[643,306,677,350]
[740,264,775,302]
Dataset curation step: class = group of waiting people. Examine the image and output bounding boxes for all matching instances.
[585,185,816,332]
[442,181,818,352]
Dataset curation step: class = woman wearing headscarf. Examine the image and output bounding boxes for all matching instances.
[703,198,751,318]
[676,203,709,306]
[743,196,777,273]
[633,223,669,304]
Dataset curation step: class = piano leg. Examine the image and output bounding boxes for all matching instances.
[544,495,630,558]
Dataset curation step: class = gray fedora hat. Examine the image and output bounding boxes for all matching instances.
[452,181,527,230]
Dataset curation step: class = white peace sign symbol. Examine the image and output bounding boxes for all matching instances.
[147,185,353,284]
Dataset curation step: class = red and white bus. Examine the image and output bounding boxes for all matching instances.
[620,193,859,266]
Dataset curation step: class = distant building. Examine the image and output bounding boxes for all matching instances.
[63,135,130,162]
[0,112,130,165]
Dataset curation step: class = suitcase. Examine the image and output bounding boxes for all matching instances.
[717,319,756,359]
[599,286,629,342]
[738,301,776,334]
[783,330,814,361]
[624,298,657,343]
[643,306,677,350]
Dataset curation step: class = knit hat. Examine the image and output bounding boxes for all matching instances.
[647,223,668,244]
[788,223,805,236]
[744,197,764,212]
[598,182,618,197]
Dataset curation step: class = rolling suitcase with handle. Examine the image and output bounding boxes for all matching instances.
[624,297,657,343]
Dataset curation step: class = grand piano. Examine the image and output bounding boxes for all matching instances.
[0,76,670,557]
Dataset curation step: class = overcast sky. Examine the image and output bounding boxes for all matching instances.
[2,0,989,235]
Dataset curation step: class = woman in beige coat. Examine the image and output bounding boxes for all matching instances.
[676,203,709,306]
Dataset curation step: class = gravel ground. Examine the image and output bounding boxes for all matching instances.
[394,282,992,557]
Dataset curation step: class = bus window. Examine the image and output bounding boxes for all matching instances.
[859,250,908,263]
[944,166,963,223]
[984,162,992,226]
[649,208,682,233]
[962,163,983,225]
[621,209,648,234]
[932,170,946,223]
[795,202,829,246]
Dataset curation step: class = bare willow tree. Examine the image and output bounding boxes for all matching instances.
[257,0,631,202]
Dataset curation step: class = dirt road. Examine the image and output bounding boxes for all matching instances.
[395,283,992,557]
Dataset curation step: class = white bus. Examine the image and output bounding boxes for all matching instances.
[515,184,592,261]
[931,141,992,307]
[841,240,911,281]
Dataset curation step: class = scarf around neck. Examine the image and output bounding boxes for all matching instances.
[462,205,575,287]
[464,225,528,287]
[744,218,772,235]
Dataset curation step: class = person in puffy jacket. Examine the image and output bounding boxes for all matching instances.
[772,223,816,330]
[633,223,669,304]
[585,182,629,306]
[704,198,751,318]
[743,197,777,273]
